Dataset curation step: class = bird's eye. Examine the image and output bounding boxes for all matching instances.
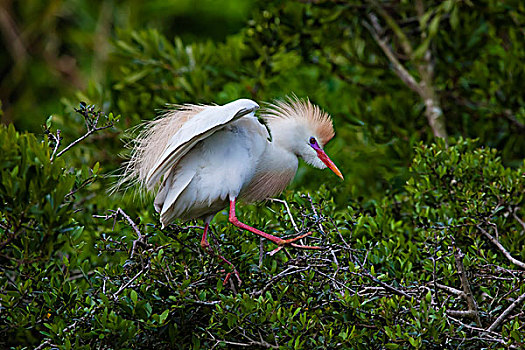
[309,137,316,145]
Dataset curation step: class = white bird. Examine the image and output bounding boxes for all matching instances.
[120,97,343,283]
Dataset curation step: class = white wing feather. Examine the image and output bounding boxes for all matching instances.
[153,167,196,227]
[159,169,195,216]
[145,99,260,189]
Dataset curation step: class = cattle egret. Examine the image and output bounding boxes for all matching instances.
[120,97,343,283]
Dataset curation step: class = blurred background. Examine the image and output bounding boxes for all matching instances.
[0,0,255,130]
[1,0,524,203]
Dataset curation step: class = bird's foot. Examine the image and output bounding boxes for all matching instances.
[201,238,242,287]
[269,232,323,256]
[215,253,242,287]
[222,269,242,286]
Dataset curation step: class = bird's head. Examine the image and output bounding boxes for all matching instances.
[262,97,344,180]
[301,135,344,180]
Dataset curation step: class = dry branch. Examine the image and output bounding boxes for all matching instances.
[477,225,525,270]
[361,271,412,299]
[94,208,148,259]
[435,283,465,297]
[268,198,299,232]
[362,16,420,93]
[487,291,525,332]
[362,3,447,139]
[452,243,482,326]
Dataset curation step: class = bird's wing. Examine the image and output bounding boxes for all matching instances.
[153,167,196,228]
[145,99,260,189]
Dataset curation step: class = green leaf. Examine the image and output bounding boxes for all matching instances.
[130,290,138,305]
[428,15,441,38]
[159,309,169,324]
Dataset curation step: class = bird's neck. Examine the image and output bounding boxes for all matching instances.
[267,119,305,156]
[238,125,299,203]
[239,144,298,202]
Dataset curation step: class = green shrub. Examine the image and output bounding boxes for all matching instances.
[2,124,522,348]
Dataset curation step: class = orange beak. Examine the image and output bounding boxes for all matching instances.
[315,149,344,180]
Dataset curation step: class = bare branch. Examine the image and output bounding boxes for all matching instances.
[435,283,465,297]
[55,124,113,158]
[206,329,279,349]
[94,208,148,259]
[306,193,325,235]
[452,242,481,326]
[49,129,61,161]
[487,291,525,332]
[361,271,413,299]
[446,309,480,319]
[448,316,518,349]
[362,16,421,94]
[52,104,117,158]
[477,225,525,270]
[362,3,448,139]
[312,268,356,294]
[268,198,299,232]
[113,261,150,299]
[366,0,413,56]
[251,265,310,296]
[512,207,525,233]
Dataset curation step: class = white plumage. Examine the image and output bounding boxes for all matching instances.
[145,99,261,190]
[152,100,268,225]
[119,96,343,282]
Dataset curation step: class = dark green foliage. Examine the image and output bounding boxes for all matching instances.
[0,124,78,345]
[0,124,77,256]
[1,123,523,348]
[1,0,524,348]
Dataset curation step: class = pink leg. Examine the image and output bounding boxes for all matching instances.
[228,198,322,254]
[200,223,211,250]
[200,222,241,285]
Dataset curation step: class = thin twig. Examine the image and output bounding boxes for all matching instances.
[94,208,147,259]
[113,261,150,299]
[252,266,310,296]
[477,224,525,269]
[268,198,299,232]
[49,129,61,161]
[448,316,517,348]
[487,291,525,332]
[206,329,279,349]
[366,0,414,56]
[452,240,482,326]
[512,207,525,232]
[361,271,412,299]
[56,124,113,158]
[35,260,148,350]
[328,215,351,250]
[435,283,465,297]
[313,268,355,294]
[306,193,325,234]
